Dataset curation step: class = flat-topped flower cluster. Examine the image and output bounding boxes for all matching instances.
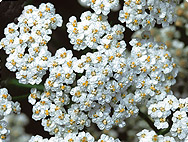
[29,132,120,142]
[5,113,31,142]
[175,0,188,35]
[0,3,62,85]
[146,96,188,141]
[0,0,185,141]
[119,0,179,31]
[66,11,125,51]
[28,31,178,140]
[0,88,21,142]
[80,0,119,15]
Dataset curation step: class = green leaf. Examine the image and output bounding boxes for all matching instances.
[8,79,44,91]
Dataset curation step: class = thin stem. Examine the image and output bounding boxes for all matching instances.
[138,110,159,134]
[158,111,173,135]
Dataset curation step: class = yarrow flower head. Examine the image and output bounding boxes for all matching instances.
[0,88,21,142]
[28,132,121,142]
[66,11,125,51]
[132,24,188,98]
[79,0,120,15]
[175,0,188,35]
[119,0,180,31]
[0,3,63,85]
[137,129,176,142]
[129,31,178,104]
[0,1,185,141]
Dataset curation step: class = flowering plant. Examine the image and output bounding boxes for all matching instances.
[0,0,188,142]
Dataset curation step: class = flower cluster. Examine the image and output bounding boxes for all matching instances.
[137,129,176,142]
[138,94,188,141]
[28,30,178,139]
[0,3,62,85]
[29,22,131,135]
[151,26,188,80]
[0,88,21,142]
[148,95,178,130]
[152,27,188,98]
[0,1,185,141]
[44,47,76,93]
[79,0,119,15]
[170,98,188,140]
[129,31,178,104]
[29,132,120,142]
[175,0,188,35]
[5,113,31,142]
[133,25,188,98]
[28,43,128,136]
[66,11,125,50]
[119,0,179,31]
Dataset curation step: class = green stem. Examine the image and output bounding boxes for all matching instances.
[138,110,159,134]
[139,110,174,136]
[158,127,171,135]
[158,112,173,135]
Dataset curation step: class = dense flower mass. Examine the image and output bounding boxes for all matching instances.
[0,88,21,142]
[28,30,179,139]
[147,96,188,141]
[66,11,125,50]
[80,0,120,15]
[0,0,187,141]
[5,113,31,142]
[119,0,179,31]
[137,129,176,142]
[175,0,188,35]
[29,132,120,142]
[132,25,188,98]
[0,3,63,85]
[130,31,178,103]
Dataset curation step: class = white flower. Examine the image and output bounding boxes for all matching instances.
[172,111,187,123]
[63,133,77,142]
[29,135,48,142]
[98,134,120,142]
[1,2,63,85]
[76,131,94,142]
[170,121,188,140]
[119,0,178,31]
[154,117,169,129]
[32,103,45,121]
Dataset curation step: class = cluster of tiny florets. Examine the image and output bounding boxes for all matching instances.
[28,42,128,136]
[29,132,120,142]
[148,95,178,130]
[152,26,188,79]
[119,0,179,31]
[66,11,125,50]
[0,3,63,85]
[170,98,188,140]
[137,129,176,142]
[175,0,188,35]
[28,30,178,138]
[0,88,21,142]
[133,25,188,98]
[130,31,178,104]
[80,0,119,15]
[5,113,31,142]
[0,0,184,141]
[137,94,188,141]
